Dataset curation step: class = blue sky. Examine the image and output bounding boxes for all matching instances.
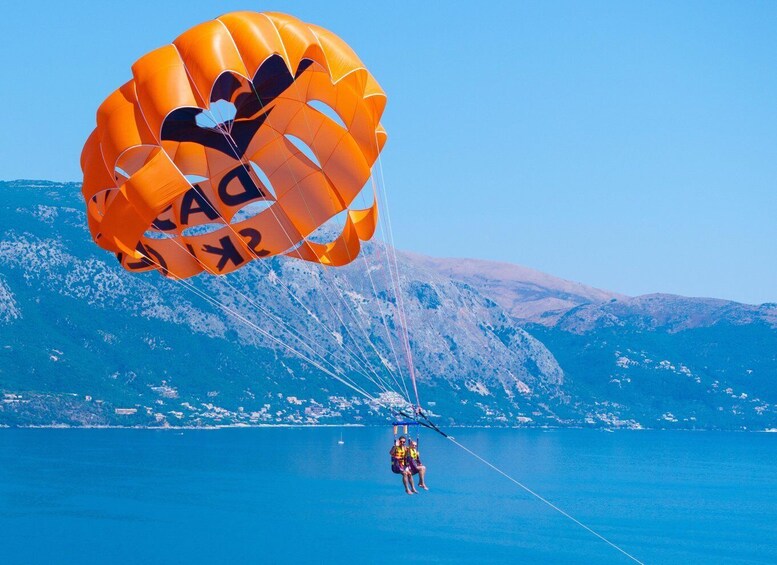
[1,1,775,304]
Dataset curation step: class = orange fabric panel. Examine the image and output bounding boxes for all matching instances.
[364,77,387,118]
[229,203,303,256]
[86,192,105,225]
[375,124,388,153]
[320,134,371,207]
[264,13,319,76]
[120,237,204,279]
[100,191,148,256]
[150,240,204,279]
[277,171,343,236]
[349,199,379,241]
[121,150,190,223]
[262,96,307,137]
[332,72,383,163]
[307,24,365,84]
[117,250,156,274]
[116,146,156,178]
[86,208,103,245]
[132,45,200,138]
[217,12,285,77]
[204,147,243,180]
[96,82,156,170]
[284,101,344,166]
[321,217,361,266]
[174,20,249,101]
[250,134,320,200]
[286,240,318,263]
[261,93,367,210]
[164,141,209,179]
[287,216,360,266]
[81,131,116,202]
[302,69,382,165]
[305,70,355,126]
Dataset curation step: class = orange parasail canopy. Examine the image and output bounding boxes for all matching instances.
[81,11,387,278]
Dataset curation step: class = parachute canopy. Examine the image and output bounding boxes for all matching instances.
[81,11,387,278]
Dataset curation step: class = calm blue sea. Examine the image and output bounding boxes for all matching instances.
[1,428,775,564]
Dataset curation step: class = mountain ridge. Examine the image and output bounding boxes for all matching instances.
[1,180,775,430]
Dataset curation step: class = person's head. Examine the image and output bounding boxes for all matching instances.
[398,435,406,445]
[409,440,417,448]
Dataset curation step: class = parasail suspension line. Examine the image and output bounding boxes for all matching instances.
[372,143,422,411]
[139,252,382,402]
[445,436,645,565]
[282,69,414,405]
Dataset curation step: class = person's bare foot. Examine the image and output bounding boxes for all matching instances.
[406,490,415,495]
[419,484,429,490]
[411,488,419,493]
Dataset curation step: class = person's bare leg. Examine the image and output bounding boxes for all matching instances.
[418,465,428,489]
[403,471,414,494]
[409,471,418,493]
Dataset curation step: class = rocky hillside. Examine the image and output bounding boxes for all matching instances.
[528,295,777,429]
[1,180,775,429]
[411,254,622,323]
[418,255,777,430]
[0,181,565,428]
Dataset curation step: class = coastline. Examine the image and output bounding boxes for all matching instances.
[3,423,776,432]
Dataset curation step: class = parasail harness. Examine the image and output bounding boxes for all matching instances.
[393,407,448,439]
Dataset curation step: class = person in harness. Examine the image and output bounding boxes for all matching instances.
[407,440,428,490]
[389,435,417,495]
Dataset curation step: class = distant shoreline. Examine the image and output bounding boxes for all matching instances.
[2,424,776,432]
[0,423,366,430]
